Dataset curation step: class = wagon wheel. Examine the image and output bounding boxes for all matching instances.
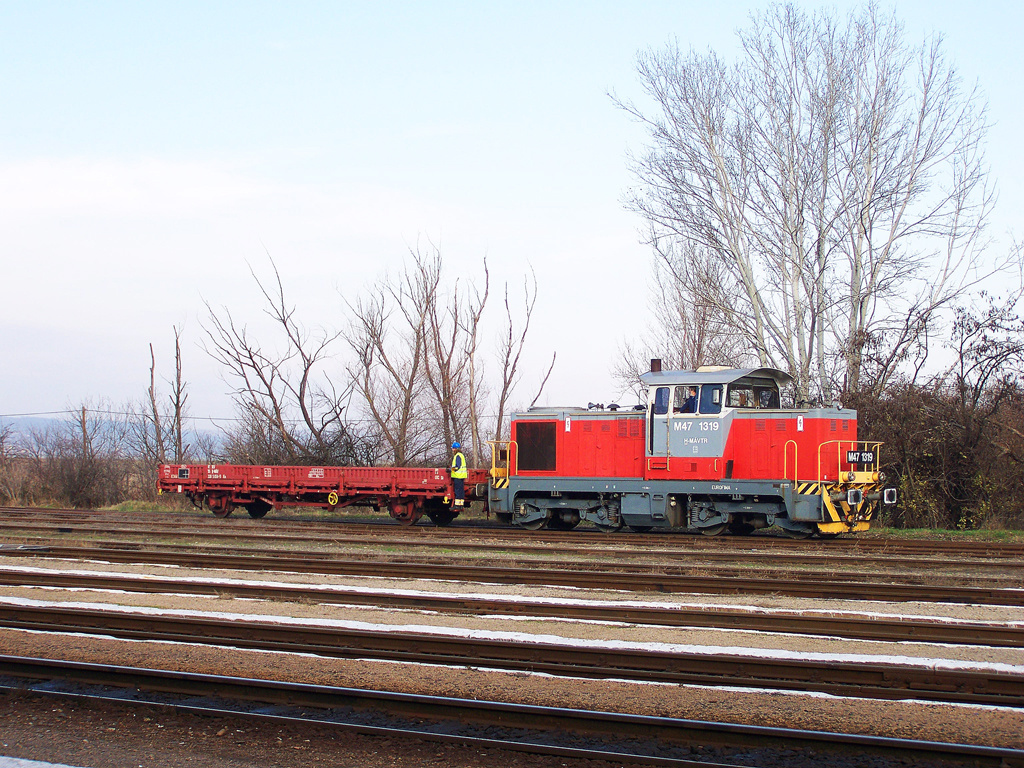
[207,495,233,518]
[388,500,422,526]
[427,508,457,527]
[699,523,728,536]
[246,499,272,519]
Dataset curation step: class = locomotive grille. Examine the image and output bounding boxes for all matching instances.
[618,418,643,437]
[516,421,557,472]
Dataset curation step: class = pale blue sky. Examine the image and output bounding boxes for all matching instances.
[1,1,1020,421]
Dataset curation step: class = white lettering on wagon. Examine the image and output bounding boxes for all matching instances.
[308,467,325,479]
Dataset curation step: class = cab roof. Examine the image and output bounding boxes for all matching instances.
[639,367,794,388]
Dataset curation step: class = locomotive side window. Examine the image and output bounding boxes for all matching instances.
[673,386,698,414]
[700,385,722,414]
[728,377,780,409]
[516,421,557,472]
[653,387,670,415]
[728,385,755,408]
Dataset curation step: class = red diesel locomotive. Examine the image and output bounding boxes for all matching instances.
[486,365,893,537]
[158,365,893,537]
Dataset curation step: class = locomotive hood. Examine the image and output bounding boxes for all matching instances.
[639,366,794,388]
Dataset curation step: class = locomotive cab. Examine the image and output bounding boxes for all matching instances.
[644,368,787,473]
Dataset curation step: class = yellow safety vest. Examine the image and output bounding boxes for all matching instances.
[451,451,468,479]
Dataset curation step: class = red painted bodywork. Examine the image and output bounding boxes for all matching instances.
[510,414,646,478]
[511,411,859,484]
[158,463,490,507]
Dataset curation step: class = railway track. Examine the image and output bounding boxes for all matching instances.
[3,543,1023,604]
[3,517,1023,575]
[3,505,1023,558]
[1,566,1020,647]
[0,603,1021,707]
[4,655,1021,767]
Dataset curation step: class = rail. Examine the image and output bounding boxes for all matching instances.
[5,656,1020,767]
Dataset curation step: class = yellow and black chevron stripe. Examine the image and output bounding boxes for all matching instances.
[797,481,823,495]
[492,478,509,489]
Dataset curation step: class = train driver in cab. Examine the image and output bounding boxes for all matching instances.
[681,386,698,413]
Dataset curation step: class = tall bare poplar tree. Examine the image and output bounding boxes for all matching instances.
[620,2,993,400]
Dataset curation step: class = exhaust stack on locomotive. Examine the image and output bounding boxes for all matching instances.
[487,366,893,537]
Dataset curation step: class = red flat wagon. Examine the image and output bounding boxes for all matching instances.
[157,463,490,526]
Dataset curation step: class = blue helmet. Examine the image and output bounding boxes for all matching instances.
[451,441,461,449]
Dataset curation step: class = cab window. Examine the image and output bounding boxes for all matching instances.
[653,387,670,415]
[727,385,754,408]
[756,387,780,408]
[673,386,698,414]
[728,377,780,409]
[699,385,722,414]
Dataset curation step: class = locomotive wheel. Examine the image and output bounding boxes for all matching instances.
[546,516,581,531]
[699,523,728,536]
[518,518,547,531]
[595,521,624,533]
[728,522,755,536]
[782,527,814,539]
[627,525,652,533]
[817,531,843,539]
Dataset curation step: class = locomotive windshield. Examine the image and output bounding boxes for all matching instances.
[726,377,781,409]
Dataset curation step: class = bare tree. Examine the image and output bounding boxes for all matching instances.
[461,260,490,466]
[344,248,439,465]
[28,402,131,508]
[619,2,995,401]
[492,271,556,441]
[0,423,29,504]
[346,247,552,464]
[614,235,753,395]
[170,326,188,462]
[203,257,365,466]
[147,343,166,464]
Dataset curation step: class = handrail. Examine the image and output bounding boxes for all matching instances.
[816,440,884,482]
[487,440,518,477]
[783,440,798,484]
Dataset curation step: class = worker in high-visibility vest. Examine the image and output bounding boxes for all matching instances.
[450,441,467,508]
